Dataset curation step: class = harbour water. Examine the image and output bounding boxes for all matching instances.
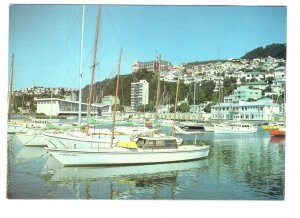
[7,128,285,199]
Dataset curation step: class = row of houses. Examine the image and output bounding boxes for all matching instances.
[132,57,286,94]
[14,86,78,97]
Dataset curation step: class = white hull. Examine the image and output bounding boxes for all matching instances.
[46,145,209,166]
[15,130,46,146]
[174,126,202,135]
[203,125,214,132]
[214,125,257,134]
[8,125,24,134]
[43,132,131,149]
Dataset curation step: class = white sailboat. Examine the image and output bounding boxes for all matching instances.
[46,6,209,166]
[8,54,25,134]
[46,136,209,166]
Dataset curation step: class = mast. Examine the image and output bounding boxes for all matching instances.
[78,5,85,124]
[8,53,15,121]
[110,48,122,148]
[155,54,161,120]
[193,81,196,105]
[87,5,101,118]
[172,71,180,136]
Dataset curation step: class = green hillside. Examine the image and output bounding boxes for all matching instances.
[82,69,221,108]
[241,43,286,60]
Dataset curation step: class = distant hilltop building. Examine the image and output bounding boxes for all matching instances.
[132,60,173,72]
[131,80,149,112]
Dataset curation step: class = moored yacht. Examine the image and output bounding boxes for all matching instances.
[46,136,209,166]
[214,122,257,134]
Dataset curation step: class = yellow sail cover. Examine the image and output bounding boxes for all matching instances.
[117,141,138,149]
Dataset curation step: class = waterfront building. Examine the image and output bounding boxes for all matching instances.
[130,80,149,112]
[101,95,120,105]
[211,97,280,121]
[234,86,262,101]
[132,60,173,72]
[189,102,210,114]
[35,98,111,116]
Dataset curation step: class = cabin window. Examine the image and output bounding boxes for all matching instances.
[136,139,177,149]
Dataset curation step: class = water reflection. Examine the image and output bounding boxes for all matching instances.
[41,157,209,199]
[7,128,285,199]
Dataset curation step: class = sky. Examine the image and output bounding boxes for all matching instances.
[8,4,287,91]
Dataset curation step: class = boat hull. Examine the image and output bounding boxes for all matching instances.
[214,126,257,134]
[46,146,210,166]
[8,125,24,134]
[269,129,285,137]
[43,132,131,149]
[203,125,214,132]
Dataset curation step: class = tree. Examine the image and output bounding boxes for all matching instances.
[240,77,246,85]
[204,103,215,113]
[178,103,189,113]
[223,77,237,96]
[195,80,215,103]
[266,77,274,85]
[264,85,272,93]
[250,78,257,82]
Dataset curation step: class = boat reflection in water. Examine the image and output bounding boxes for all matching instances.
[15,146,48,163]
[41,156,209,199]
[270,136,285,143]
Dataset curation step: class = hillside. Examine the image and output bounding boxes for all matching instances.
[81,69,216,107]
[241,43,286,60]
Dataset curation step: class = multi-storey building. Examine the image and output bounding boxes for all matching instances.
[130,80,149,112]
[234,86,262,101]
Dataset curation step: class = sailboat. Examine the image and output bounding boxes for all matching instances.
[7,54,25,134]
[171,70,202,135]
[43,6,132,150]
[46,47,208,166]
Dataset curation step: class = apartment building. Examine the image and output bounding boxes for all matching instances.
[130,80,149,112]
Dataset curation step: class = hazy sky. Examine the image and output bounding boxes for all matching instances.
[8,5,287,90]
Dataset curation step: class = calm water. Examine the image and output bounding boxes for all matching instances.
[7,128,285,199]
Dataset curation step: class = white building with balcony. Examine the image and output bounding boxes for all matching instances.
[130,80,149,112]
[211,97,280,121]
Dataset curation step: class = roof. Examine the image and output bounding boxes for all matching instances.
[246,81,267,85]
[133,60,173,66]
[35,98,110,108]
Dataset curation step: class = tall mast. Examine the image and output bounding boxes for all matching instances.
[110,48,122,148]
[87,5,101,118]
[155,54,161,120]
[193,81,196,105]
[8,53,15,121]
[172,71,180,136]
[78,5,85,124]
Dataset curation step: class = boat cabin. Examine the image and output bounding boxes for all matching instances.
[136,137,178,149]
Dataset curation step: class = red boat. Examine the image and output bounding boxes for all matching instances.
[269,128,286,137]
